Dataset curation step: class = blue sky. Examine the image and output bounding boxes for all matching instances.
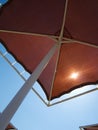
[0,0,8,4]
[0,0,98,129]
[0,42,98,130]
[0,0,8,6]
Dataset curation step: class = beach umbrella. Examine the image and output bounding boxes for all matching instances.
[79,124,98,130]
[6,123,17,130]
[0,0,98,129]
[0,112,17,130]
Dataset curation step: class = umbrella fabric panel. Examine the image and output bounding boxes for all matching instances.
[65,0,98,45]
[0,31,56,73]
[0,0,65,35]
[83,125,98,130]
[51,43,98,99]
[84,128,98,130]
[5,123,16,130]
[0,113,16,129]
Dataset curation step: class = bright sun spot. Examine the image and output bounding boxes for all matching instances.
[70,72,79,79]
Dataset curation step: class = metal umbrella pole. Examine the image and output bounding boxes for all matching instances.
[0,43,58,130]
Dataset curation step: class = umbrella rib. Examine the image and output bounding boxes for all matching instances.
[48,43,61,104]
[48,0,69,104]
[49,87,98,106]
[62,37,98,48]
[0,48,48,106]
[58,0,69,42]
[0,29,58,42]
[32,87,48,106]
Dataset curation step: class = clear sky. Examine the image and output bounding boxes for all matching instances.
[0,0,98,130]
[0,0,8,6]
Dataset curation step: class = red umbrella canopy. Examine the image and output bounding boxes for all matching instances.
[83,124,98,130]
[0,0,65,35]
[0,0,98,100]
[5,123,16,130]
[84,128,98,130]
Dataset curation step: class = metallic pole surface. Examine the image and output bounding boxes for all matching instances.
[0,43,58,130]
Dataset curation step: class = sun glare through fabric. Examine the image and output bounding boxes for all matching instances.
[70,72,79,80]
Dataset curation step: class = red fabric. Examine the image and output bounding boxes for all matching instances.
[1,0,98,100]
[6,123,15,130]
[0,31,56,100]
[65,0,98,45]
[51,43,98,99]
[0,0,65,35]
[0,31,55,73]
[0,0,98,44]
[84,129,98,130]
[83,125,98,130]
[1,31,98,100]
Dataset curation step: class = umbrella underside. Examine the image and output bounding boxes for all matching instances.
[83,125,98,130]
[6,124,15,130]
[0,0,98,100]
